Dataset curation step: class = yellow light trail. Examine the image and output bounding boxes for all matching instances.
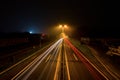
[65,47,71,80]
[45,54,51,63]
[54,45,62,80]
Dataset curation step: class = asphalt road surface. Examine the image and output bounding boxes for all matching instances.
[1,38,109,80]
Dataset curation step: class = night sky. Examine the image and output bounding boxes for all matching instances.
[0,0,118,38]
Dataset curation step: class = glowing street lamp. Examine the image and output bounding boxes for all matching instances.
[59,24,68,33]
[64,25,67,28]
[59,25,62,28]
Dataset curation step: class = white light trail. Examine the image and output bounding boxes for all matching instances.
[12,38,63,80]
[38,42,62,80]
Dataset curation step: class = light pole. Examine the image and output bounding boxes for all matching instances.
[59,24,68,38]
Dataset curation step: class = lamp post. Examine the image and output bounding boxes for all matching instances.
[59,24,68,38]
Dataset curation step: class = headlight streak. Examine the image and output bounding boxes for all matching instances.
[12,38,63,80]
[54,46,62,80]
[64,44,71,80]
[65,42,80,79]
[38,43,62,80]
[45,54,51,63]
[45,44,62,80]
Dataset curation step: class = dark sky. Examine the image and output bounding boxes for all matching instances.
[0,0,118,38]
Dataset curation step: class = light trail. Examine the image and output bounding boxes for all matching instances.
[45,54,51,63]
[54,45,62,80]
[64,47,71,80]
[38,42,61,80]
[11,38,63,80]
[87,46,120,79]
[45,44,61,80]
[64,38,108,80]
[0,44,50,76]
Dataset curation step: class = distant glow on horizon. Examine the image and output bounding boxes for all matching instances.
[29,31,33,34]
[26,26,42,34]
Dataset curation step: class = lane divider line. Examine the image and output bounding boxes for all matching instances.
[54,45,62,80]
[64,38,109,80]
[0,39,55,75]
[73,53,78,61]
[45,55,51,63]
[38,43,61,80]
[87,46,120,79]
[65,48,71,80]
[0,48,43,75]
[12,38,63,80]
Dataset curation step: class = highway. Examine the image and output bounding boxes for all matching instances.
[8,38,106,80]
[11,38,63,80]
[0,38,115,80]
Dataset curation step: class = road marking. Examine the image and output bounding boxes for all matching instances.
[0,38,61,75]
[45,54,51,63]
[76,48,108,80]
[54,45,61,80]
[0,48,44,75]
[73,53,78,61]
[0,41,54,75]
[87,46,120,79]
[64,39,109,80]
[12,38,63,80]
[65,50,71,80]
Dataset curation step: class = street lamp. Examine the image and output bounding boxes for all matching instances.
[58,24,68,38]
[59,24,68,33]
[64,25,67,28]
